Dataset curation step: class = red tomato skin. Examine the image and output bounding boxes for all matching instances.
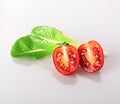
[78,40,104,72]
[53,45,80,75]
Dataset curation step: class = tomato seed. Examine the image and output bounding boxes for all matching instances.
[72,54,76,58]
[96,60,100,64]
[57,53,62,57]
[82,49,86,53]
[81,52,85,55]
[56,58,60,62]
[95,62,100,66]
[95,54,99,58]
[70,60,75,65]
[68,52,72,55]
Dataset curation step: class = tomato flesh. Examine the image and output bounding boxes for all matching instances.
[53,45,79,75]
[78,40,104,72]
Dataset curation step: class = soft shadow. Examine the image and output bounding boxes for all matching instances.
[103,51,118,74]
[35,56,54,71]
[39,56,77,85]
[12,56,77,85]
[52,70,77,85]
[12,58,36,66]
[12,56,54,71]
[77,68,102,82]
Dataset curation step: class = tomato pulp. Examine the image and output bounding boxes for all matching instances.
[78,40,104,72]
[53,45,79,75]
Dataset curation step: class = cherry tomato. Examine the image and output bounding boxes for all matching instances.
[53,45,79,75]
[78,40,104,72]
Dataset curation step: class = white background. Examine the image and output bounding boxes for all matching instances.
[0,0,120,104]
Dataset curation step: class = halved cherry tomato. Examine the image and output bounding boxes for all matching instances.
[78,40,104,72]
[53,45,79,75]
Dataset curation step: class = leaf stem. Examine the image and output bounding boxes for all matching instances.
[57,42,69,46]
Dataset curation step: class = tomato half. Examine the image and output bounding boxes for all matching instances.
[53,45,79,75]
[78,40,104,72]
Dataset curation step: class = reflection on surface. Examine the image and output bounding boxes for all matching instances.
[77,68,101,82]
